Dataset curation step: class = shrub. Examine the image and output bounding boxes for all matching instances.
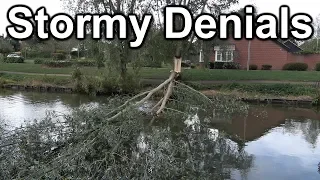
[208,62,215,69]
[282,62,308,71]
[222,62,240,69]
[34,59,45,64]
[315,63,320,71]
[4,57,24,63]
[55,50,67,54]
[261,64,272,70]
[76,60,96,67]
[142,59,162,68]
[27,51,51,58]
[181,62,190,68]
[249,64,258,70]
[43,60,73,68]
[213,62,224,69]
[0,54,4,62]
[208,62,240,69]
[52,53,67,60]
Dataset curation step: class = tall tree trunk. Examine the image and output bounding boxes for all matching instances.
[119,41,129,79]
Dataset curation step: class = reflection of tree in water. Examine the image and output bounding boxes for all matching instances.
[0,93,253,179]
[283,118,320,148]
[301,119,320,147]
[0,90,107,108]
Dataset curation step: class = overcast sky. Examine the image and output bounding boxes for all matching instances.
[1,0,320,35]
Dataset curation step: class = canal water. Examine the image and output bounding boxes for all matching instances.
[0,90,320,179]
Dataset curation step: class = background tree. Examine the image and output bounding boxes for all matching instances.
[300,15,320,52]
[61,0,239,76]
[0,37,13,58]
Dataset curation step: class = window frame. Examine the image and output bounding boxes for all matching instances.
[215,50,234,62]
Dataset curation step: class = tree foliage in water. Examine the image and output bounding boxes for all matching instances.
[0,83,252,179]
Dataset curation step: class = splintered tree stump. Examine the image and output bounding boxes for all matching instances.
[105,56,183,122]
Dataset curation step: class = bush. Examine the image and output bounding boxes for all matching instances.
[27,51,51,58]
[249,64,258,70]
[34,59,45,64]
[0,54,4,62]
[222,62,240,69]
[52,53,67,60]
[55,50,67,54]
[208,62,240,69]
[181,62,191,68]
[261,64,272,70]
[142,59,162,68]
[315,63,320,71]
[4,57,24,63]
[43,60,73,68]
[282,62,308,71]
[76,60,96,67]
[208,62,215,69]
[213,62,224,69]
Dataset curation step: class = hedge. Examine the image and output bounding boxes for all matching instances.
[43,61,73,68]
[76,60,96,67]
[4,57,24,63]
[222,62,240,69]
[261,64,272,70]
[315,63,320,71]
[209,62,240,69]
[282,62,308,71]
[34,59,45,64]
[249,64,258,70]
[52,53,67,60]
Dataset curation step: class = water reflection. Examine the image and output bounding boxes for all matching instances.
[1,90,320,179]
[0,90,105,128]
[220,105,320,180]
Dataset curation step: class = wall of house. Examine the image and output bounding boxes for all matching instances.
[288,53,320,70]
[211,38,320,70]
[232,39,290,70]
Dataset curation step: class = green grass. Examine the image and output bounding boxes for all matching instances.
[187,82,320,98]
[0,73,71,86]
[181,69,320,82]
[0,62,104,75]
[1,62,320,82]
[218,83,319,97]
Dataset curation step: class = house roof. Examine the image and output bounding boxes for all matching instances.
[214,38,302,53]
[275,40,302,53]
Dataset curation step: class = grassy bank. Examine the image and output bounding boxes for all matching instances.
[1,73,319,100]
[192,82,320,102]
[181,69,320,82]
[0,73,72,87]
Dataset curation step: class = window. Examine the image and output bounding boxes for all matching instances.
[215,50,234,62]
[216,51,223,61]
[226,51,233,62]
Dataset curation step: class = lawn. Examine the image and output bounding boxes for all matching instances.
[1,62,320,82]
[181,69,320,82]
[0,63,104,75]
[0,62,171,78]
